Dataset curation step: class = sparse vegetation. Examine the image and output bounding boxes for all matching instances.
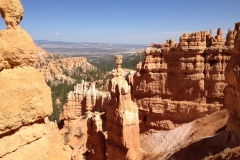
[47,80,75,122]
[220,147,231,159]
[64,126,72,144]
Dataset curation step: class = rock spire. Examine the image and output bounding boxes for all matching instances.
[106,55,142,160]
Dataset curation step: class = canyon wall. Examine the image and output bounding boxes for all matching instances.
[59,22,240,160]
[224,22,240,147]
[165,22,240,160]
[133,27,234,132]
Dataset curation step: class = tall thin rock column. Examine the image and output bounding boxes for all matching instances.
[106,55,142,160]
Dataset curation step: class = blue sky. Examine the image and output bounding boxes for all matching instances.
[0,0,239,44]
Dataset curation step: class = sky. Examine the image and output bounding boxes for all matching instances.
[0,0,240,44]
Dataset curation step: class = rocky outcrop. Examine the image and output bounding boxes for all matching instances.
[59,81,109,159]
[34,48,96,84]
[0,67,52,160]
[224,22,240,147]
[46,116,88,160]
[0,0,36,71]
[163,22,240,160]
[106,55,142,160]
[86,112,106,160]
[0,1,52,159]
[133,28,233,132]
[36,46,54,60]
[62,80,110,121]
[0,67,52,134]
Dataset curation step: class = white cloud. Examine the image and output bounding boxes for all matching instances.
[54,32,60,35]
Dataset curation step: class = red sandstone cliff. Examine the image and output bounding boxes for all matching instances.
[133,28,232,133]
[149,22,240,160]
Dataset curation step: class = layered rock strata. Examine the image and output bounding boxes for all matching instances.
[62,80,110,121]
[0,59,52,160]
[61,81,109,159]
[165,22,240,160]
[0,1,52,159]
[133,27,234,132]
[106,55,142,160]
[224,22,240,147]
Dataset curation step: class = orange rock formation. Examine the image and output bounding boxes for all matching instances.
[106,55,142,160]
[157,22,240,160]
[34,48,96,84]
[59,81,109,159]
[51,22,240,160]
[133,28,232,132]
[0,0,52,159]
[62,80,110,121]
[0,0,36,71]
[86,112,106,160]
[224,22,240,147]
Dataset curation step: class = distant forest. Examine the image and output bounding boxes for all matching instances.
[75,52,145,72]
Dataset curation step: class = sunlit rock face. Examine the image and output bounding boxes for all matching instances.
[0,67,52,160]
[0,0,36,71]
[106,55,142,160]
[133,27,234,132]
[0,1,52,159]
[86,112,106,160]
[62,80,110,121]
[224,22,240,147]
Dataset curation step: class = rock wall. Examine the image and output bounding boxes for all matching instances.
[133,28,233,132]
[0,1,52,159]
[224,22,240,147]
[0,52,52,160]
[164,22,240,160]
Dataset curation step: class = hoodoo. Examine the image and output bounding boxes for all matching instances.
[0,0,36,71]
[133,28,231,132]
[0,0,52,159]
[106,55,142,160]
